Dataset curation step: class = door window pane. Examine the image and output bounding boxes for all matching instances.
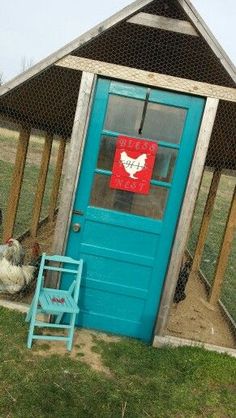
[142,103,186,144]
[104,95,144,136]
[90,174,168,219]
[104,96,186,144]
[97,136,116,171]
[153,147,177,183]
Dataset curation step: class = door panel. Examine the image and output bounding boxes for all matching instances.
[63,79,205,342]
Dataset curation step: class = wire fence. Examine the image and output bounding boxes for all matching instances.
[0,120,67,255]
[188,169,236,322]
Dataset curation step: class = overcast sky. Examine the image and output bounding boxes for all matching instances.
[0,0,235,82]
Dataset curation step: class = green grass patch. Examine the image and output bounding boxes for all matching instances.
[0,307,235,418]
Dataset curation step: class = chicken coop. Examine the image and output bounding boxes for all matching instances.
[0,0,235,352]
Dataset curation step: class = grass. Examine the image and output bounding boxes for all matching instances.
[0,131,57,239]
[0,159,55,239]
[188,170,236,322]
[0,307,236,418]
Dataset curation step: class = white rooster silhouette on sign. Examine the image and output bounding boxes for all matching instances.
[120,151,147,179]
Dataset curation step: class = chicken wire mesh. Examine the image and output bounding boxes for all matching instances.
[188,170,236,311]
[0,0,235,346]
[0,120,18,240]
[168,101,236,349]
[0,118,68,299]
[73,0,235,87]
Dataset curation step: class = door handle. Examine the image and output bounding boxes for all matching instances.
[72,223,81,233]
[72,209,84,216]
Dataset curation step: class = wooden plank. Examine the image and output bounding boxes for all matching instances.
[191,169,221,274]
[209,186,236,305]
[48,139,66,222]
[128,12,198,36]
[55,56,236,102]
[30,133,53,237]
[52,72,97,256]
[3,127,30,241]
[178,0,236,83]
[0,0,152,97]
[155,98,219,337]
[153,335,236,358]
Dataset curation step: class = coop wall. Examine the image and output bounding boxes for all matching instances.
[0,118,68,258]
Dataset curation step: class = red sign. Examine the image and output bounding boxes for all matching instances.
[110,136,158,194]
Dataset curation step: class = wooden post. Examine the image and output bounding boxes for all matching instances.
[191,169,221,274]
[52,72,96,256]
[48,139,66,222]
[209,186,236,305]
[3,127,30,241]
[30,133,53,237]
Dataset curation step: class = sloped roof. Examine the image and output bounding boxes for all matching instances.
[0,0,235,99]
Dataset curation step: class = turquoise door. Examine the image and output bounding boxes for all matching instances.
[63,79,205,342]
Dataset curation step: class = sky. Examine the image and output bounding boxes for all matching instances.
[0,0,235,82]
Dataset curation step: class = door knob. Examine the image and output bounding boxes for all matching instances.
[72,223,81,232]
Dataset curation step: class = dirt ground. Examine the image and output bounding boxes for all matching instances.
[167,270,236,349]
[32,328,120,376]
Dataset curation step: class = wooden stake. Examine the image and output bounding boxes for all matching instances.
[48,139,66,222]
[209,186,236,305]
[191,169,221,274]
[3,127,30,241]
[30,133,53,237]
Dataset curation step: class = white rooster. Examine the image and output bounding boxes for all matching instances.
[120,152,147,179]
[0,238,35,295]
[0,238,25,265]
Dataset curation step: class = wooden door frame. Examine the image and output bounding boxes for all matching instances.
[52,72,97,255]
[52,70,219,341]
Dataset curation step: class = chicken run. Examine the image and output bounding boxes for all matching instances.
[0,0,235,350]
[0,238,41,296]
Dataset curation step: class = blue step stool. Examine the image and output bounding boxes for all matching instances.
[26,253,83,351]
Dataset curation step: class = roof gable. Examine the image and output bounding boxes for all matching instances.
[0,0,235,98]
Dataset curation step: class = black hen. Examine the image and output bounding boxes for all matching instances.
[173,260,192,304]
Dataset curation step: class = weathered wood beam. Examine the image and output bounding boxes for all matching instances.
[155,98,219,337]
[191,169,221,274]
[52,72,97,255]
[127,12,198,36]
[55,56,236,102]
[3,127,30,241]
[209,186,236,305]
[48,139,66,222]
[30,133,53,237]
